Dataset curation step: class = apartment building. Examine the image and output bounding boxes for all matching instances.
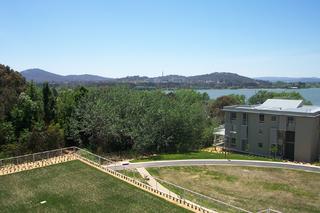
[223,99,320,162]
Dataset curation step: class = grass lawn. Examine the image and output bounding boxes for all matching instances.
[131,150,278,162]
[0,161,188,213]
[148,166,320,213]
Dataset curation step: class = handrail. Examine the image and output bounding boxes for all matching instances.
[0,146,75,161]
[154,177,252,213]
[74,147,115,164]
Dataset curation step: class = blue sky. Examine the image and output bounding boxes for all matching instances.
[0,0,319,78]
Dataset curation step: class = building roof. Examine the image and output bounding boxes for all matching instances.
[255,99,303,110]
[223,99,320,117]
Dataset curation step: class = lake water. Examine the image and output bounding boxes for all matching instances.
[197,88,320,106]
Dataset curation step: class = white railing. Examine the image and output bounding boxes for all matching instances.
[154,176,252,213]
[0,147,76,168]
[73,147,115,165]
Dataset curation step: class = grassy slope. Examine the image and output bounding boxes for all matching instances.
[0,161,188,213]
[148,166,320,213]
[132,151,278,162]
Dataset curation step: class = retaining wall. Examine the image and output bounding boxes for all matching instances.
[0,154,76,176]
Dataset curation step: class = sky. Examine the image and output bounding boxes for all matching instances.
[0,0,320,78]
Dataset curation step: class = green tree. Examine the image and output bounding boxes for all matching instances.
[248,90,312,105]
[42,82,56,124]
[208,95,245,123]
[10,92,39,134]
[0,64,26,120]
[24,122,47,152]
[45,123,65,150]
[67,87,210,154]
[0,122,16,146]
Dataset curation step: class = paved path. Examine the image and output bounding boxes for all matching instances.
[136,167,217,213]
[107,159,320,173]
[136,167,179,198]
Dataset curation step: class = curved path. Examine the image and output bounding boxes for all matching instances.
[109,159,320,173]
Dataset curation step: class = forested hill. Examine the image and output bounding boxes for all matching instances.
[21,68,269,88]
[21,69,112,83]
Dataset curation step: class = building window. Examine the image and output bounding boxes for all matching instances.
[242,113,247,125]
[287,116,295,124]
[258,142,263,148]
[259,114,265,123]
[285,131,295,142]
[231,112,237,121]
[258,129,263,134]
[271,116,277,121]
[231,138,236,148]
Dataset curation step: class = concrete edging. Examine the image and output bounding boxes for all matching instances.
[125,159,320,173]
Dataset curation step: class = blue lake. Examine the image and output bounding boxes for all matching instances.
[197,88,320,106]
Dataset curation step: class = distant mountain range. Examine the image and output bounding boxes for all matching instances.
[21,68,269,88]
[255,77,320,83]
[21,69,113,83]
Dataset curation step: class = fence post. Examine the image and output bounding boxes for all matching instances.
[183,188,185,201]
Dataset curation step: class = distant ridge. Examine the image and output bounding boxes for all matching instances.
[255,76,320,83]
[21,69,112,83]
[21,68,269,87]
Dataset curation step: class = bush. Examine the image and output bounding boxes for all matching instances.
[248,90,312,105]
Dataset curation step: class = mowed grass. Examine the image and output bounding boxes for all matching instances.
[132,151,277,162]
[0,161,188,213]
[148,166,320,213]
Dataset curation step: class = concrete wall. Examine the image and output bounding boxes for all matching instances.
[295,117,320,162]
